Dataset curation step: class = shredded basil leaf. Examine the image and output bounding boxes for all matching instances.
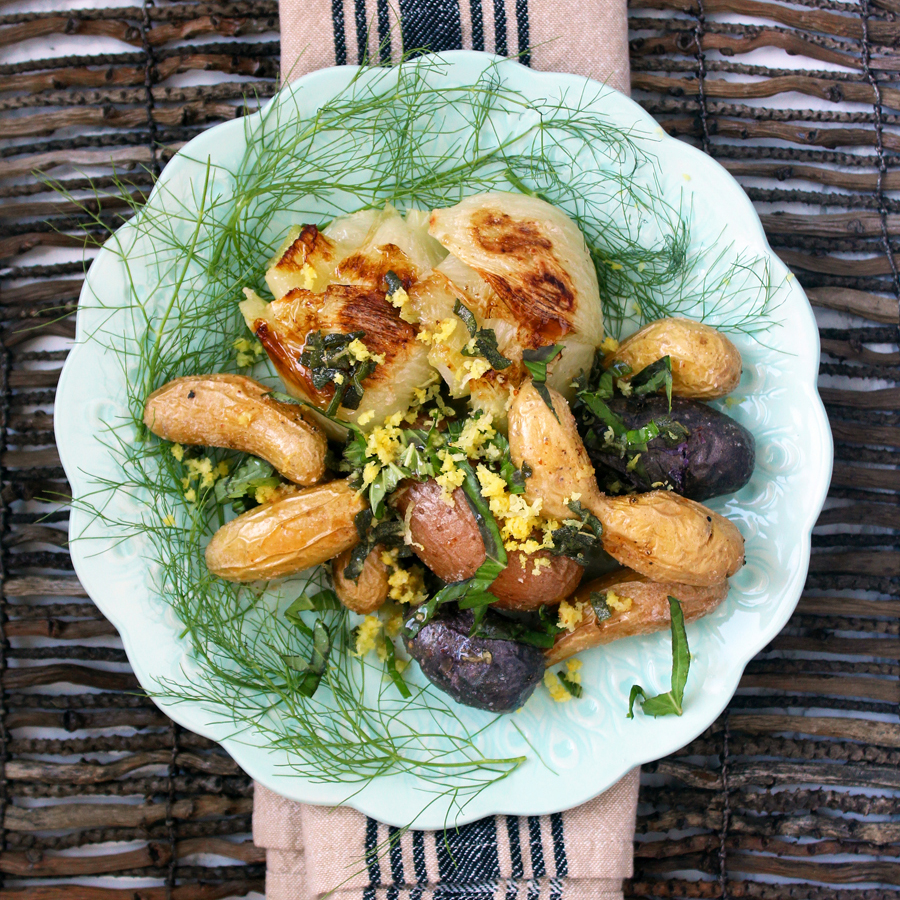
[283,619,332,698]
[384,269,404,297]
[453,299,478,336]
[627,597,690,718]
[382,636,412,698]
[558,672,583,698]
[213,457,280,512]
[522,344,564,381]
[589,592,612,623]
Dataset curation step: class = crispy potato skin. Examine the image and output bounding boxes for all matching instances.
[607,318,742,400]
[508,381,603,520]
[143,374,326,486]
[332,545,389,614]
[393,479,582,609]
[594,491,744,586]
[545,569,730,665]
[205,480,365,582]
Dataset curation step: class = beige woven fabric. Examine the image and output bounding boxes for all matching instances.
[254,768,640,900]
[279,0,631,95]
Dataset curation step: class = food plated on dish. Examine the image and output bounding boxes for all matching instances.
[142,192,754,716]
[55,53,831,827]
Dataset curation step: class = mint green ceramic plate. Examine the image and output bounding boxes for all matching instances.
[55,52,832,828]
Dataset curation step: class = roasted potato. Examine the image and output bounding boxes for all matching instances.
[143,374,327,486]
[607,318,742,400]
[205,479,365,582]
[509,383,744,585]
[586,395,755,501]
[405,607,545,712]
[392,479,583,609]
[545,569,730,666]
[595,491,744,586]
[332,546,389,614]
[508,381,604,520]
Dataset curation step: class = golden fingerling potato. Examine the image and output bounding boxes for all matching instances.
[508,381,603,520]
[332,545,390,614]
[593,491,744,586]
[205,479,365,582]
[545,569,729,666]
[144,374,327,485]
[607,318,742,400]
[393,478,583,610]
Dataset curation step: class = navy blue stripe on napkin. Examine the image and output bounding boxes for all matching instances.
[514,0,529,63]
[549,812,568,878]
[436,816,501,882]
[506,815,524,879]
[492,0,508,56]
[399,0,463,54]
[527,816,546,879]
[331,0,348,64]
[377,0,393,61]
[354,0,369,63]
[388,825,405,885]
[470,0,485,50]
[365,816,382,887]
[412,828,428,884]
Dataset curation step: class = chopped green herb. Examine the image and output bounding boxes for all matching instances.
[213,457,280,513]
[298,330,377,414]
[455,300,513,370]
[627,597,691,718]
[522,344,564,382]
[589,592,612,622]
[382,636,412,699]
[630,355,673,408]
[283,619,332,698]
[558,672,583,698]
[384,269,404,297]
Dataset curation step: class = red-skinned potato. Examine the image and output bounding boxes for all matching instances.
[545,568,729,666]
[392,479,582,610]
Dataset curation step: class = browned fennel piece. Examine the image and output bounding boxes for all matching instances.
[143,374,327,486]
[240,284,433,435]
[508,381,744,586]
[606,317,742,400]
[331,545,390,614]
[545,571,730,666]
[392,479,583,610]
[205,480,366,582]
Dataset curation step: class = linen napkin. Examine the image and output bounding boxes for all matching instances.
[256,2,636,896]
[279,0,631,95]
[254,768,640,900]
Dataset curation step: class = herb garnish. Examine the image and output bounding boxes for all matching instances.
[283,619,332,698]
[300,330,377,415]
[627,597,691,718]
[454,300,513,371]
[558,672,584,698]
[523,345,563,419]
[213,457,280,513]
[550,500,605,566]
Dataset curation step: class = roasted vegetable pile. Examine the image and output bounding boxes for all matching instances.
[143,192,754,715]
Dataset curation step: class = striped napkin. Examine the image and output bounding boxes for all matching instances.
[254,3,636,897]
[279,0,631,94]
[254,769,640,899]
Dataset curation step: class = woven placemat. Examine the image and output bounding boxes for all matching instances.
[0,2,897,897]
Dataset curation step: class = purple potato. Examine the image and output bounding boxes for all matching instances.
[405,607,545,713]
[586,396,755,501]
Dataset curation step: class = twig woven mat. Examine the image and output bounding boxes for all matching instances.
[0,0,897,897]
